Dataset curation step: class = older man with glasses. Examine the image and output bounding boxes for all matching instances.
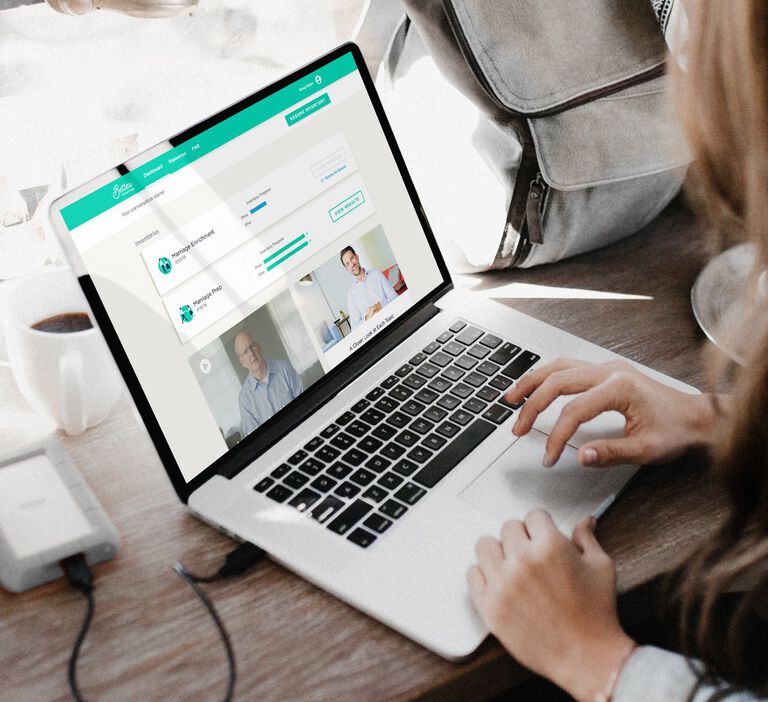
[234,331,303,437]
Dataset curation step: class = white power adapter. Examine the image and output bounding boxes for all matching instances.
[0,437,119,593]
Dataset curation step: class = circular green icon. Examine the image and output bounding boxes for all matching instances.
[158,257,172,275]
[179,305,194,323]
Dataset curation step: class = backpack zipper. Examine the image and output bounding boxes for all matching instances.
[525,173,548,245]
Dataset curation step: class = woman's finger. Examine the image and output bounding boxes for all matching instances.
[571,516,601,556]
[475,536,504,574]
[523,509,561,543]
[505,358,587,406]
[500,518,529,557]
[466,564,486,603]
[579,436,651,467]
[511,364,613,437]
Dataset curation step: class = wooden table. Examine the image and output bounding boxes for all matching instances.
[0,196,729,702]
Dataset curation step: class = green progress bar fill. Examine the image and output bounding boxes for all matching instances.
[265,241,309,271]
[263,233,307,264]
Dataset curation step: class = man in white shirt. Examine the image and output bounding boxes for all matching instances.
[234,331,303,436]
[340,246,398,329]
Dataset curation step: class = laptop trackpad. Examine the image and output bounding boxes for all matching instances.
[459,429,628,531]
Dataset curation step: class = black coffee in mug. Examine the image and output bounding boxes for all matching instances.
[31,312,93,334]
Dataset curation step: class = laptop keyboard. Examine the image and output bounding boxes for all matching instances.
[252,320,540,549]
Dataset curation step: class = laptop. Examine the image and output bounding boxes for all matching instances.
[49,43,696,659]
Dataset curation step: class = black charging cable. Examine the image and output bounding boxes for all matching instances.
[61,542,265,702]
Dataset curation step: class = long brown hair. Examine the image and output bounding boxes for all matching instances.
[674,0,768,692]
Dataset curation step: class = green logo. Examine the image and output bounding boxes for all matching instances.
[158,257,172,275]
[179,305,194,323]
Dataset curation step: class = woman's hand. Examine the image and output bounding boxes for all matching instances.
[505,358,717,468]
[468,511,635,702]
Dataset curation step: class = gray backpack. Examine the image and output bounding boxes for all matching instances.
[373,0,691,270]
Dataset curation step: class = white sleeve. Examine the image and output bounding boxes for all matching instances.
[614,646,765,702]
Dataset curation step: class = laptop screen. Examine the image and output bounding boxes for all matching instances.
[54,46,448,489]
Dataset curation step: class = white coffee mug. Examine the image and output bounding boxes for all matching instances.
[1,268,122,434]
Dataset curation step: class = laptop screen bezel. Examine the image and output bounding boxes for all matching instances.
[50,42,453,503]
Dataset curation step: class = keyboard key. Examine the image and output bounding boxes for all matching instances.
[395,364,413,378]
[298,458,324,476]
[499,394,525,410]
[407,446,433,463]
[347,528,377,548]
[331,432,354,450]
[455,326,484,346]
[501,351,541,380]
[285,471,309,489]
[311,495,344,523]
[358,436,383,453]
[394,483,427,506]
[477,360,501,376]
[424,406,448,422]
[266,484,292,503]
[393,459,418,476]
[413,418,496,488]
[381,375,399,389]
[430,351,452,367]
[436,331,453,343]
[334,481,361,499]
[366,386,385,401]
[414,388,439,404]
[463,398,488,414]
[365,455,391,473]
[442,366,465,382]
[360,408,385,425]
[351,399,370,413]
[467,344,490,360]
[410,417,435,435]
[402,400,426,416]
[372,424,397,441]
[346,420,371,438]
[381,443,406,460]
[489,374,514,391]
[253,476,274,493]
[304,436,323,452]
[403,374,427,390]
[390,385,413,401]
[289,488,322,513]
[336,411,355,425]
[327,500,372,535]
[428,377,452,393]
[343,448,367,466]
[271,463,290,479]
[310,475,338,493]
[363,485,388,503]
[380,500,408,519]
[449,320,467,333]
[482,404,514,424]
[479,333,502,349]
[476,386,501,402]
[287,450,308,466]
[317,445,341,463]
[455,355,478,371]
[320,424,340,439]
[437,394,461,410]
[395,430,420,448]
[422,341,441,355]
[375,397,399,413]
[450,383,473,399]
[378,471,404,490]
[464,371,487,388]
[328,462,353,480]
[364,513,393,533]
[435,421,461,438]
[387,411,410,429]
[423,433,448,451]
[409,352,427,366]
[450,409,474,426]
[488,342,521,366]
[444,341,465,356]
[351,468,376,486]
[416,363,440,379]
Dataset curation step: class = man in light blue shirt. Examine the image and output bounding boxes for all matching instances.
[340,246,399,329]
[234,331,303,437]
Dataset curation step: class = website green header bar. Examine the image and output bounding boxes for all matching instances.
[61,52,357,231]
